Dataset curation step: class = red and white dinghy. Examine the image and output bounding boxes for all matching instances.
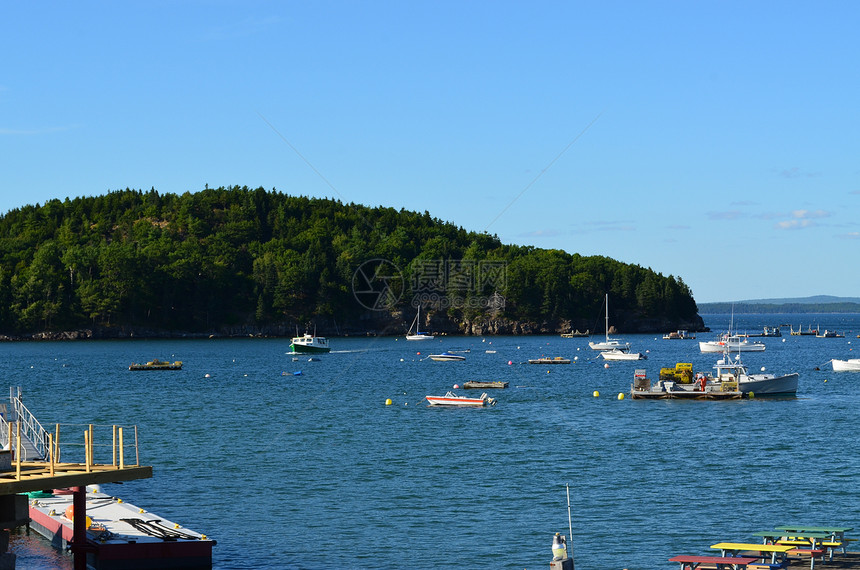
[425,391,496,406]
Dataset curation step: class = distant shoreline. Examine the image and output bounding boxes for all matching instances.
[698,303,860,314]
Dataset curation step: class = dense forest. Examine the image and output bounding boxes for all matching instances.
[0,187,702,337]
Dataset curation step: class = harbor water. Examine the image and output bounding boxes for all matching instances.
[5,313,860,569]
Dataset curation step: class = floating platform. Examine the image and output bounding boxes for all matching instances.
[528,357,571,364]
[128,360,182,371]
[631,378,744,400]
[28,488,214,569]
[462,381,508,389]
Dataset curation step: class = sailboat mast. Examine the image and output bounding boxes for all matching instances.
[605,293,610,342]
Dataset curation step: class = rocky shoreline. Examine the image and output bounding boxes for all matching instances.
[0,312,708,341]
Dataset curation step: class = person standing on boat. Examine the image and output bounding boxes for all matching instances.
[697,373,707,391]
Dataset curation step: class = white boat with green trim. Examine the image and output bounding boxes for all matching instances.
[290,332,330,353]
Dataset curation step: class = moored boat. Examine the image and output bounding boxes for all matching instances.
[600,348,646,361]
[663,330,695,340]
[425,391,495,406]
[631,352,798,398]
[428,352,466,362]
[699,334,765,353]
[290,332,331,353]
[128,359,182,371]
[817,329,845,338]
[745,326,782,337]
[406,305,434,340]
[831,358,860,372]
[561,329,589,338]
[589,294,631,352]
[709,353,798,395]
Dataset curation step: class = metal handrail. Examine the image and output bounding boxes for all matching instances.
[9,387,49,461]
[2,388,142,467]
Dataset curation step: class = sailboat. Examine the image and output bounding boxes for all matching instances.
[406,305,434,341]
[588,294,631,352]
[588,294,647,360]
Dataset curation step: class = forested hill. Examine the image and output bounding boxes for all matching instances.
[0,187,703,338]
[698,302,860,314]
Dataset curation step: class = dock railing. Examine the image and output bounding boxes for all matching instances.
[51,423,142,467]
[0,387,142,470]
[1,386,50,461]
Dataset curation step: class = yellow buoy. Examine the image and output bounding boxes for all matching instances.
[748,391,755,398]
[617,393,625,400]
[592,390,600,397]
[385,398,392,406]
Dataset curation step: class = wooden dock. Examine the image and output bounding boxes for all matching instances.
[780,552,859,568]
[672,551,860,569]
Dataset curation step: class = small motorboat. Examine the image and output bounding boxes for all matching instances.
[425,391,495,406]
[817,330,845,338]
[600,348,646,361]
[528,356,571,364]
[832,359,860,372]
[662,330,695,340]
[428,352,466,362]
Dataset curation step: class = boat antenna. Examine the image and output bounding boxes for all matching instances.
[566,483,574,560]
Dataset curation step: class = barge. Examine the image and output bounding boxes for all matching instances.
[28,487,215,569]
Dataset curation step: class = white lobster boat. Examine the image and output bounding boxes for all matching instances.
[710,354,798,395]
[699,334,765,353]
[290,333,330,353]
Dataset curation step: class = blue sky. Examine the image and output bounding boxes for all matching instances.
[2,1,858,303]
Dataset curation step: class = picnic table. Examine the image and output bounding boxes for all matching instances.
[668,555,758,569]
[775,525,854,557]
[752,530,829,549]
[710,542,794,565]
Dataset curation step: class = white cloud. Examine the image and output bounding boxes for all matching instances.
[776,219,814,230]
[790,209,830,219]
